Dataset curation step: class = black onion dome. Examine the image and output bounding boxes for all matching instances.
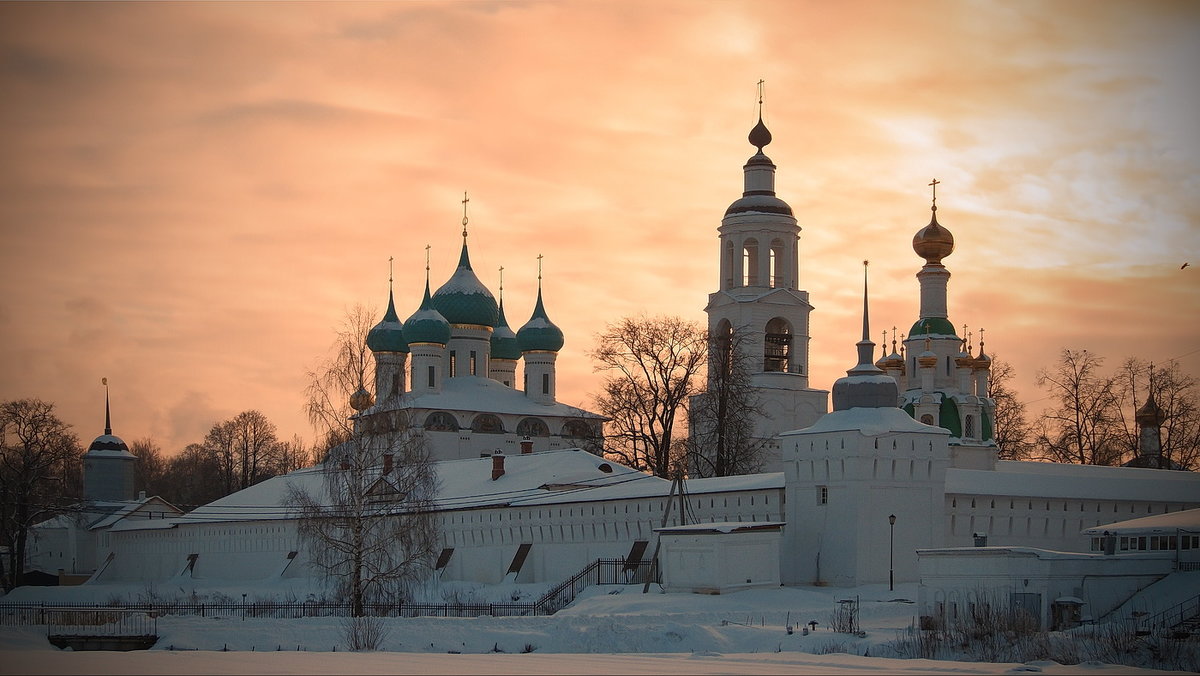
[749,116,772,151]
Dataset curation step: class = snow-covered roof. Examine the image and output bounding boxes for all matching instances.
[1082,508,1200,535]
[114,450,784,530]
[34,497,181,532]
[368,376,604,420]
[947,460,1200,503]
[89,496,181,530]
[781,406,948,438]
[917,546,1116,560]
[654,521,785,534]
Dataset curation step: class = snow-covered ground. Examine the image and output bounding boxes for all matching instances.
[0,581,1191,675]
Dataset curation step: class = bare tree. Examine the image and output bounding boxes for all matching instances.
[276,434,315,474]
[988,359,1033,460]
[1113,359,1199,470]
[0,399,81,590]
[130,438,167,497]
[229,410,280,490]
[305,304,377,453]
[288,305,440,615]
[1034,349,1123,465]
[688,324,768,477]
[590,315,707,478]
[159,442,225,510]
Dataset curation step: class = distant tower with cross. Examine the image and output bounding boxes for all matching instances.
[691,83,829,474]
[882,181,996,459]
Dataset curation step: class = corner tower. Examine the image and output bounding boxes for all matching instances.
[696,91,828,472]
[82,379,137,502]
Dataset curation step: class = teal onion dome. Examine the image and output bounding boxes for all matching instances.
[490,299,521,361]
[404,281,451,345]
[909,316,957,338]
[430,243,499,327]
[517,288,564,353]
[366,291,408,353]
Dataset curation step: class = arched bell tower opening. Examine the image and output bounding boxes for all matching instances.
[742,238,760,287]
[764,317,792,373]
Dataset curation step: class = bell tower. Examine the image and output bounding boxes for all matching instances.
[693,86,828,473]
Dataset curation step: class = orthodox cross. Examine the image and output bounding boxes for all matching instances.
[461,191,470,239]
[929,178,940,208]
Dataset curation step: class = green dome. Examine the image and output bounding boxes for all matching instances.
[909,317,957,338]
[430,243,499,327]
[517,288,564,353]
[366,290,408,353]
[404,281,451,345]
[490,299,521,361]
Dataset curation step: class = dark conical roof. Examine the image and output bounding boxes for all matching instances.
[491,297,521,361]
[404,279,451,345]
[517,287,564,353]
[367,289,408,353]
[430,242,499,327]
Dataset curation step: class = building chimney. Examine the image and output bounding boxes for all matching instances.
[520,437,533,454]
[491,452,505,481]
[383,453,393,475]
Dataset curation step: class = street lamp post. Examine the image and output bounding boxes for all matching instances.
[888,514,897,592]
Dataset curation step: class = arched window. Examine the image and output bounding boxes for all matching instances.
[471,414,504,434]
[424,411,458,432]
[516,417,550,437]
[714,320,734,374]
[764,317,792,372]
[920,414,935,425]
[562,420,596,439]
[725,241,736,287]
[769,239,786,288]
[742,238,760,286]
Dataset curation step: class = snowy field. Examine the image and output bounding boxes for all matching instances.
[0,581,1189,675]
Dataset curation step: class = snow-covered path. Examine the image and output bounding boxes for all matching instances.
[0,649,1171,675]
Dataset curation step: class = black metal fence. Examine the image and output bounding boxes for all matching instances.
[46,608,157,638]
[0,558,658,625]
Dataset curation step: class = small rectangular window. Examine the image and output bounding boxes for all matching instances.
[470,350,477,375]
[427,365,436,388]
[449,351,457,377]
[817,485,828,505]
[542,372,550,395]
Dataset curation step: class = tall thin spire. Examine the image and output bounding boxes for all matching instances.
[929,178,940,213]
[852,260,879,370]
[861,260,870,342]
[102,377,112,435]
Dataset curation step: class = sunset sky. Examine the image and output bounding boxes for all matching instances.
[1,1,1197,455]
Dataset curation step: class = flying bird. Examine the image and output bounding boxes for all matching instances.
[1184,263,1191,269]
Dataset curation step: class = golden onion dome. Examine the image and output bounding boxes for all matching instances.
[349,386,374,412]
[913,208,954,265]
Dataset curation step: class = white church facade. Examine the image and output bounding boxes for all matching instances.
[29,112,1200,610]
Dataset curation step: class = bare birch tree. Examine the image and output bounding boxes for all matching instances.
[286,411,438,616]
[288,305,439,615]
